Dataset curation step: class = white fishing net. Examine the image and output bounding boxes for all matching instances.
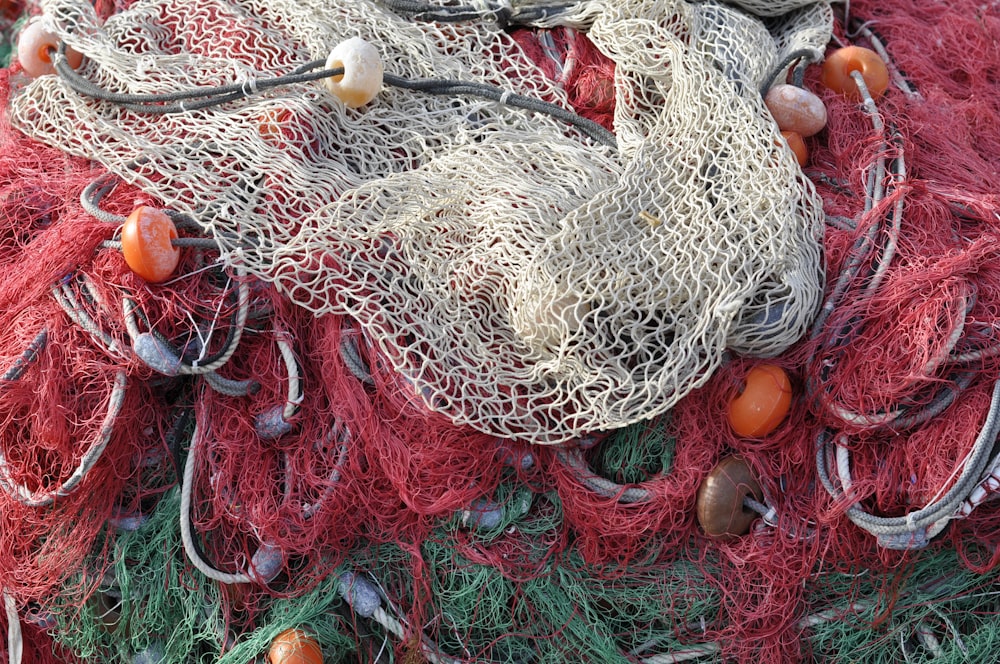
[10,0,830,444]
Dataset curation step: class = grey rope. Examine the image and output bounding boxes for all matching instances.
[53,49,616,149]
[253,331,302,439]
[203,370,259,397]
[179,420,253,584]
[758,47,823,97]
[1,329,47,383]
[382,71,616,147]
[0,371,127,508]
[52,279,122,356]
[4,592,21,664]
[122,265,251,375]
[338,571,462,664]
[80,174,125,224]
[815,377,1000,548]
[806,72,974,432]
[340,332,375,387]
[554,447,653,504]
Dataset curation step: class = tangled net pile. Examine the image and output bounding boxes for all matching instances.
[9,0,828,443]
[2,0,1000,662]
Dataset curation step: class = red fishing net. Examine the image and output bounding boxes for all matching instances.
[3,0,1000,662]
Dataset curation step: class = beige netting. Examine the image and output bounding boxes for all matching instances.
[10,0,829,444]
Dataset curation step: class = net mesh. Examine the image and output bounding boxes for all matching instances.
[7,0,1000,663]
[10,0,828,443]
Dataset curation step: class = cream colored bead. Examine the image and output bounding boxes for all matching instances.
[324,37,383,109]
[764,84,827,137]
[17,19,83,78]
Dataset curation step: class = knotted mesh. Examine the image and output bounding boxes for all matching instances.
[11,0,828,443]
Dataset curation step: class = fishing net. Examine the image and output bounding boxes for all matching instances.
[5,0,1000,663]
[9,0,828,444]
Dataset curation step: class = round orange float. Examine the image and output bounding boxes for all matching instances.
[780,130,808,168]
[727,364,792,438]
[268,628,323,664]
[121,206,181,283]
[820,46,889,101]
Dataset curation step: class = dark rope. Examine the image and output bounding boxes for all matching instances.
[759,47,821,96]
[380,0,574,26]
[0,329,48,383]
[53,47,617,148]
[382,72,617,147]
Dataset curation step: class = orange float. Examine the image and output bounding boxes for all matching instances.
[727,364,792,438]
[121,207,181,283]
[820,46,889,101]
[17,20,84,78]
[780,130,808,167]
[268,628,323,664]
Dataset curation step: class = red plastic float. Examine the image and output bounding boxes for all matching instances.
[121,206,181,283]
[780,130,808,167]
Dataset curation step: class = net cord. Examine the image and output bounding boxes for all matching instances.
[815,377,1000,545]
[0,370,127,508]
[3,592,20,664]
[179,418,253,585]
[121,267,251,376]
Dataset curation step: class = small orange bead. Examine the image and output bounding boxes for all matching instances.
[727,364,792,438]
[820,46,889,101]
[121,207,181,283]
[17,20,84,78]
[268,629,323,664]
[780,130,808,168]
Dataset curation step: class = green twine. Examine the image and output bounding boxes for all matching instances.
[48,486,361,663]
[37,437,1000,664]
[423,486,721,663]
[49,488,226,663]
[217,573,357,664]
[1,14,27,70]
[806,547,1000,663]
[590,415,674,485]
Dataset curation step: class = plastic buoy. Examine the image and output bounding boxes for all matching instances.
[696,455,763,539]
[820,46,889,101]
[324,37,383,108]
[121,207,181,283]
[268,628,323,664]
[17,20,83,78]
[728,364,792,438]
[764,84,827,137]
[780,130,808,167]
